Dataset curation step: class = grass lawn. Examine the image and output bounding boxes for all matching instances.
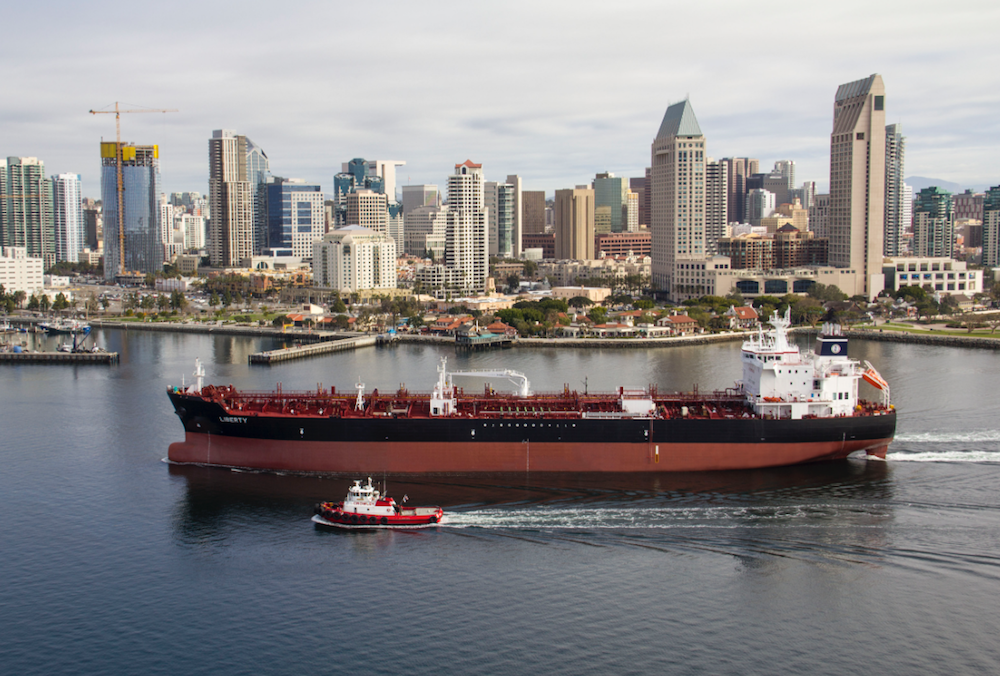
[856,322,1000,339]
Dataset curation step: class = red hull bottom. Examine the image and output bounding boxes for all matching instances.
[169,433,894,473]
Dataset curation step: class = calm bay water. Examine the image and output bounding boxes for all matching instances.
[1,329,999,675]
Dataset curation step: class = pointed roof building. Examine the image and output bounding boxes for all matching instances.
[656,100,702,140]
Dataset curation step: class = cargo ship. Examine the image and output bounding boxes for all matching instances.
[166,310,895,473]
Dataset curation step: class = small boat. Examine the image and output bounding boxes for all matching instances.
[312,477,444,529]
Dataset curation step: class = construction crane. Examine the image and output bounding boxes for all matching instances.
[88,102,178,277]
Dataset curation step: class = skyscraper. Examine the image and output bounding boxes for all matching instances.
[101,143,161,278]
[266,178,324,258]
[554,187,595,260]
[829,74,886,298]
[746,189,776,228]
[773,160,796,196]
[1,157,54,269]
[522,191,546,235]
[445,160,488,293]
[913,187,954,258]
[650,99,706,294]
[484,181,515,258]
[208,130,256,267]
[704,160,728,255]
[884,123,906,256]
[245,137,270,254]
[401,185,439,215]
[50,173,83,264]
[594,172,628,234]
[982,186,1000,268]
[505,174,523,257]
[719,157,758,225]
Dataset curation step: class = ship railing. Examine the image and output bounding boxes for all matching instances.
[582,411,656,420]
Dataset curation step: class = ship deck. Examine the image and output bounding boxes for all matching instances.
[180,384,891,422]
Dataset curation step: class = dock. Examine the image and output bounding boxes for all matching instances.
[248,335,377,364]
[455,331,515,351]
[0,351,119,364]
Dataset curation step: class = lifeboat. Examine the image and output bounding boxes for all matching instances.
[312,477,444,529]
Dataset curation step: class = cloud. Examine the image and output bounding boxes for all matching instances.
[2,0,998,198]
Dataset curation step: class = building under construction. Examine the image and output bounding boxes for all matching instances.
[100,142,161,280]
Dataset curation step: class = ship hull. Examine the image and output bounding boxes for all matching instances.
[167,392,895,473]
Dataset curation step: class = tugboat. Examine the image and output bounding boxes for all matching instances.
[312,477,444,529]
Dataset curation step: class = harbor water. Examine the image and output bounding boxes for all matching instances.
[1,329,999,675]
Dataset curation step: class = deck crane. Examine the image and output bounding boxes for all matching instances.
[88,102,178,276]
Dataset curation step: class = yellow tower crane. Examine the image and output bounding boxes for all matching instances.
[88,102,178,276]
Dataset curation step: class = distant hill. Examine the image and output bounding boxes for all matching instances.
[905,176,991,194]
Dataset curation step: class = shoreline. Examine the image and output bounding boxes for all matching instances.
[12,316,1000,351]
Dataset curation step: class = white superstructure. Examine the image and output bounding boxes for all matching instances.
[739,308,889,420]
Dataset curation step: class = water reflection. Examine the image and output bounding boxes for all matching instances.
[168,461,894,548]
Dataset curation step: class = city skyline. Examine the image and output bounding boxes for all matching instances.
[1,2,997,200]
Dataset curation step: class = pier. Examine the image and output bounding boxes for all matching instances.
[248,335,377,364]
[0,351,119,364]
[455,332,515,352]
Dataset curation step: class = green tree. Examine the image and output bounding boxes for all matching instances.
[39,294,51,312]
[331,297,347,313]
[587,306,608,325]
[568,296,593,309]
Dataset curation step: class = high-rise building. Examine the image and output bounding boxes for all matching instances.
[629,176,647,229]
[719,158,758,225]
[625,190,639,233]
[333,158,403,248]
[704,160,728,255]
[401,185,439,215]
[982,186,1000,267]
[594,172,628,234]
[484,181,515,258]
[445,160,488,293]
[313,225,397,291]
[953,190,984,221]
[181,214,205,250]
[747,172,792,209]
[505,174,523,257]
[208,130,255,267]
[913,187,954,258]
[83,203,101,251]
[650,99,707,294]
[343,159,405,203]
[522,190,546,235]
[773,160,796,195]
[50,173,83,263]
[266,178,324,258]
[245,137,270,254]
[745,189,775,228]
[404,205,448,259]
[829,74,886,298]
[884,123,906,256]
[810,193,831,240]
[1,157,54,270]
[554,188,595,260]
[790,181,816,210]
[346,189,389,236]
[101,143,161,278]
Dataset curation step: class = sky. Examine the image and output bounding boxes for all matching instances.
[2,0,998,200]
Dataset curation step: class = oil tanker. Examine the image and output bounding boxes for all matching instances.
[166,310,895,473]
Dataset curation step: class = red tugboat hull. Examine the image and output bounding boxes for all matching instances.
[311,478,443,529]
